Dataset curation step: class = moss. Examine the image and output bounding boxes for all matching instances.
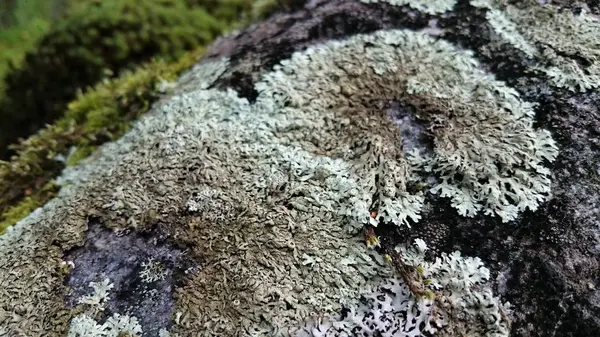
[65,146,97,167]
[0,48,204,232]
[0,181,58,234]
[0,0,226,158]
[249,0,304,21]
[186,0,303,28]
[185,0,254,26]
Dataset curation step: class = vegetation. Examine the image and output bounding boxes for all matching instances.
[0,0,226,158]
[0,0,54,94]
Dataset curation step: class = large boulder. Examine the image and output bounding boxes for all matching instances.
[0,0,598,336]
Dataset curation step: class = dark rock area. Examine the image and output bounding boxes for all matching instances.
[64,222,199,337]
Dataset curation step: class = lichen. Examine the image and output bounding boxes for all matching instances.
[140,258,168,283]
[0,28,554,336]
[78,278,114,309]
[484,8,537,58]
[473,0,600,92]
[255,29,557,223]
[67,313,143,337]
[296,240,510,337]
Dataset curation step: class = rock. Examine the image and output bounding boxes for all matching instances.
[0,0,598,336]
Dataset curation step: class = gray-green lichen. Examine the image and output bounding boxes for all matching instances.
[473,0,600,92]
[0,27,556,336]
[255,29,557,223]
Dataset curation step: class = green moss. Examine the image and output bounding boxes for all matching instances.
[0,48,204,232]
[65,146,97,167]
[0,181,59,234]
[186,0,305,28]
[0,0,226,158]
[185,0,254,26]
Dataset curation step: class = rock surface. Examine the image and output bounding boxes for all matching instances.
[0,0,599,336]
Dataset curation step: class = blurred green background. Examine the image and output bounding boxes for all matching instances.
[0,0,57,94]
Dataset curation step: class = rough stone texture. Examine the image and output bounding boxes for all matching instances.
[0,0,599,337]
[64,222,193,336]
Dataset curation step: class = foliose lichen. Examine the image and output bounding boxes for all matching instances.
[473,0,600,92]
[68,313,143,337]
[0,27,555,336]
[297,239,510,337]
[255,29,557,224]
[67,276,145,337]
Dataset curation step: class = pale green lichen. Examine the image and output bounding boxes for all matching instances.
[0,27,554,336]
[140,258,167,283]
[68,313,143,337]
[78,278,113,309]
[256,29,556,223]
[360,0,457,14]
[68,277,144,336]
[485,8,537,58]
[473,0,600,92]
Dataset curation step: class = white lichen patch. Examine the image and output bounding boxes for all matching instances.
[69,279,144,337]
[360,0,457,14]
[474,0,600,92]
[485,8,537,58]
[297,279,439,337]
[255,29,557,223]
[78,278,114,309]
[296,240,510,337]
[68,313,143,337]
[397,242,510,337]
[177,57,230,93]
[0,27,552,336]
[140,258,168,283]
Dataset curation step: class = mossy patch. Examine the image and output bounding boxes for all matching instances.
[0,0,55,94]
[0,181,59,234]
